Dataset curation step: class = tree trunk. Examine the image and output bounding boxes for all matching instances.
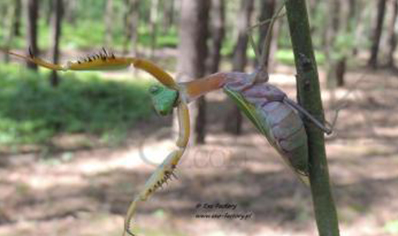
[348,0,356,17]
[163,0,175,31]
[335,57,346,87]
[325,0,342,89]
[308,0,317,17]
[104,0,113,47]
[49,0,63,87]
[64,0,77,24]
[177,0,210,144]
[232,0,253,71]
[206,0,225,74]
[258,0,276,71]
[285,0,340,235]
[0,7,6,32]
[46,0,53,25]
[353,0,366,56]
[205,0,225,138]
[123,0,140,56]
[3,3,16,63]
[387,0,398,68]
[122,0,132,54]
[150,0,159,58]
[13,0,22,37]
[26,0,39,71]
[368,0,387,69]
[224,0,254,135]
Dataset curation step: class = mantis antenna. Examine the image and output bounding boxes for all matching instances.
[246,2,286,72]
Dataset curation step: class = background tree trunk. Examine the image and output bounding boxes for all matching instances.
[325,0,341,89]
[285,0,340,235]
[353,0,366,56]
[224,0,254,135]
[150,0,159,58]
[308,0,317,18]
[387,0,398,68]
[335,57,346,87]
[64,0,77,25]
[162,0,175,31]
[104,0,113,47]
[2,3,17,63]
[206,0,225,74]
[123,0,140,56]
[368,0,387,69]
[349,0,356,18]
[26,0,39,71]
[13,0,22,37]
[257,0,276,71]
[45,0,53,25]
[177,0,210,144]
[49,0,64,87]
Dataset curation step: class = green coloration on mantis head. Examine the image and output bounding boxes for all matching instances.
[149,85,179,116]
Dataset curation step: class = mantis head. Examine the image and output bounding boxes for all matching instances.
[149,85,179,116]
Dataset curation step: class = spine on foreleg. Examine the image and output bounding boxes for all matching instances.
[124,149,183,235]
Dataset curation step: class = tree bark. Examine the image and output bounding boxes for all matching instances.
[387,0,398,67]
[26,0,39,71]
[285,0,340,235]
[177,0,210,144]
[368,0,387,69]
[50,0,63,87]
[224,0,254,135]
[207,0,225,74]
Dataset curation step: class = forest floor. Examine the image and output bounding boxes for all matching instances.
[0,65,398,236]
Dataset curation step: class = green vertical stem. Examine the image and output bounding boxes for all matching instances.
[284,1,340,236]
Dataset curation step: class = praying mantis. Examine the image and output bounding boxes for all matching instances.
[2,5,333,236]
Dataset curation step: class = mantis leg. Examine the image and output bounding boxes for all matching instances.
[4,48,191,235]
[123,101,190,236]
[4,48,179,90]
[283,98,332,135]
[7,48,63,70]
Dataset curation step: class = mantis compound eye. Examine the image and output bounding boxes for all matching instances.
[149,85,161,95]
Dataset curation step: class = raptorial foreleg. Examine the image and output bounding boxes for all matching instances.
[124,149,183,236]
[123,102,190,236]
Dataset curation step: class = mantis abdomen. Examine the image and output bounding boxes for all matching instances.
[223,74,309,179]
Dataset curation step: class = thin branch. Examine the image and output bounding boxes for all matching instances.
[285,0,340,235]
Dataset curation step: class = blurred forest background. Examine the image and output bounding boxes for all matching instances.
[0,0,398,235]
